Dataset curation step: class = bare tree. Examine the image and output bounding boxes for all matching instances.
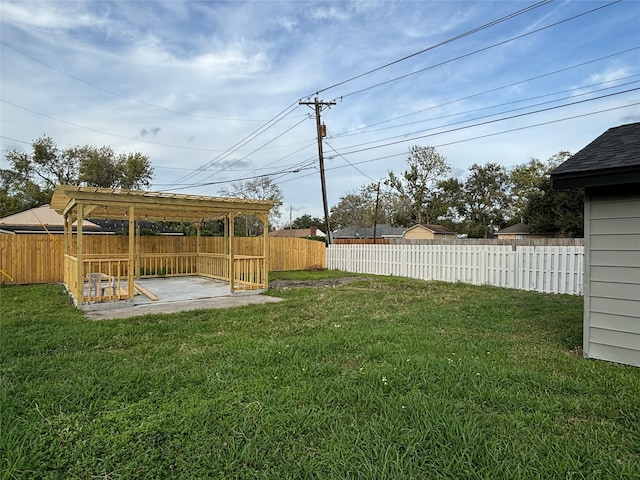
[219,176,283,235]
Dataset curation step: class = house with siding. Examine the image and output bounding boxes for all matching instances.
[403,224,456,240]
[551,121,640,367]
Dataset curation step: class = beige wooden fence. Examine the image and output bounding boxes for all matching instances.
[0,235,326,285]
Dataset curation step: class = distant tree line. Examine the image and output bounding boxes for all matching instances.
[3,138,582,238]
[326,146,583,238]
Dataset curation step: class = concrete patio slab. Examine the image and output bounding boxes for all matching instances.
[81,276,282,320]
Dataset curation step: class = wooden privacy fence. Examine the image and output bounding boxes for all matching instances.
[327,244,585,295]
[0,235,326,285]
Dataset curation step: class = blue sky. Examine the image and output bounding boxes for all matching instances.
[1,0,639,225]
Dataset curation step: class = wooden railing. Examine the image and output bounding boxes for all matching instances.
[61,252,269,304]
[62,254,131,304]
[198,253,228,281]
[233,255,266,291]
[64,254,79,301]
[138,253,198,277]
[84,255,130,302]
[83,255,130,303]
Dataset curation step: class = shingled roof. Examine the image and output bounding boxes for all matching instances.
[496,222,530,235]
[551,122,640,189]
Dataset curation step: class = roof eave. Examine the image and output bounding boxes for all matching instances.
[552,168,640,190]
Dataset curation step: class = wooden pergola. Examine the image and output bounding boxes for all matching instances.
[50,185,277,305]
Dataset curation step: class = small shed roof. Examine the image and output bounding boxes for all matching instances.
[50,185,277,222]
[551,122,640,189]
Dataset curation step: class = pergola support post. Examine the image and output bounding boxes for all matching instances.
[128,205,135,300]
[195,223,201,275]
[228,213,235,293]
[261,213,269,289]
[135,220,141,278]
[76,203,84,303]
[65,213,73,255]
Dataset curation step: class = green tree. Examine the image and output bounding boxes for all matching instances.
[385,145,450,225]
[76,145,121,188]
[432,177,465,232]
[524,178,584,237]
[509,151,572,222]
[444,163,511,238]
[117,152,155,190]
[0,170,50,216]
[287,214,325,229]
[330,189,375,231]
[1,136,154,215]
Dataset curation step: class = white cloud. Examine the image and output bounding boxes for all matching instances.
[310,5,351,22]
[1,1,103,31]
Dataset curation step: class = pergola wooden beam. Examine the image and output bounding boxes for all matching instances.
[51,185,275,223]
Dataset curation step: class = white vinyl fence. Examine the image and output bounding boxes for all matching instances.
[327,244,584,295]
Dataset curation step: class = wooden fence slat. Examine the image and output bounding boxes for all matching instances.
[0,235,326,285]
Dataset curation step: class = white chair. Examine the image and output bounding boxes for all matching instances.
[87,273,115,298]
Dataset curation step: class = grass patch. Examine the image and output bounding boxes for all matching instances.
[1,273,639,479]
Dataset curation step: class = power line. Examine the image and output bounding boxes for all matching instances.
[1,40,267,123]
[325,103,639,173]
[333,82,640,151]
[173,100,638,190]
[333,88,639,156]
[153,161,317,190]
[333,50,640,137]
[329,0,622,101]
[0,98,228,152]
[169,101,302,186]
[325,141,377,183]
[218,0,623,181]
[338,77,640,138]
[308,0,554,97]
[191,115,310,186]
[275,102,638,187]
[0,135,31,146]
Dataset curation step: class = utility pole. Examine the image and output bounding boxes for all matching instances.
[373,182,380,244]
[300,96,336,244]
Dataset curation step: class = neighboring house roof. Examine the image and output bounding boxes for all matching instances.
[405,223,456,235]
[333,224,405,239]
[551,122,640,189]
[0,204,103,233]
[496,222,531,235]
[269,226,325,238]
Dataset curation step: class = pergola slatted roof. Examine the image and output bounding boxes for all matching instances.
[50,185,277,222]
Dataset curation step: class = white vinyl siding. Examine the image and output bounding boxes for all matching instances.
[584,192,640,367]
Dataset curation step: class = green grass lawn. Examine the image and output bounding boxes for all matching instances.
[1,272,639,479]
